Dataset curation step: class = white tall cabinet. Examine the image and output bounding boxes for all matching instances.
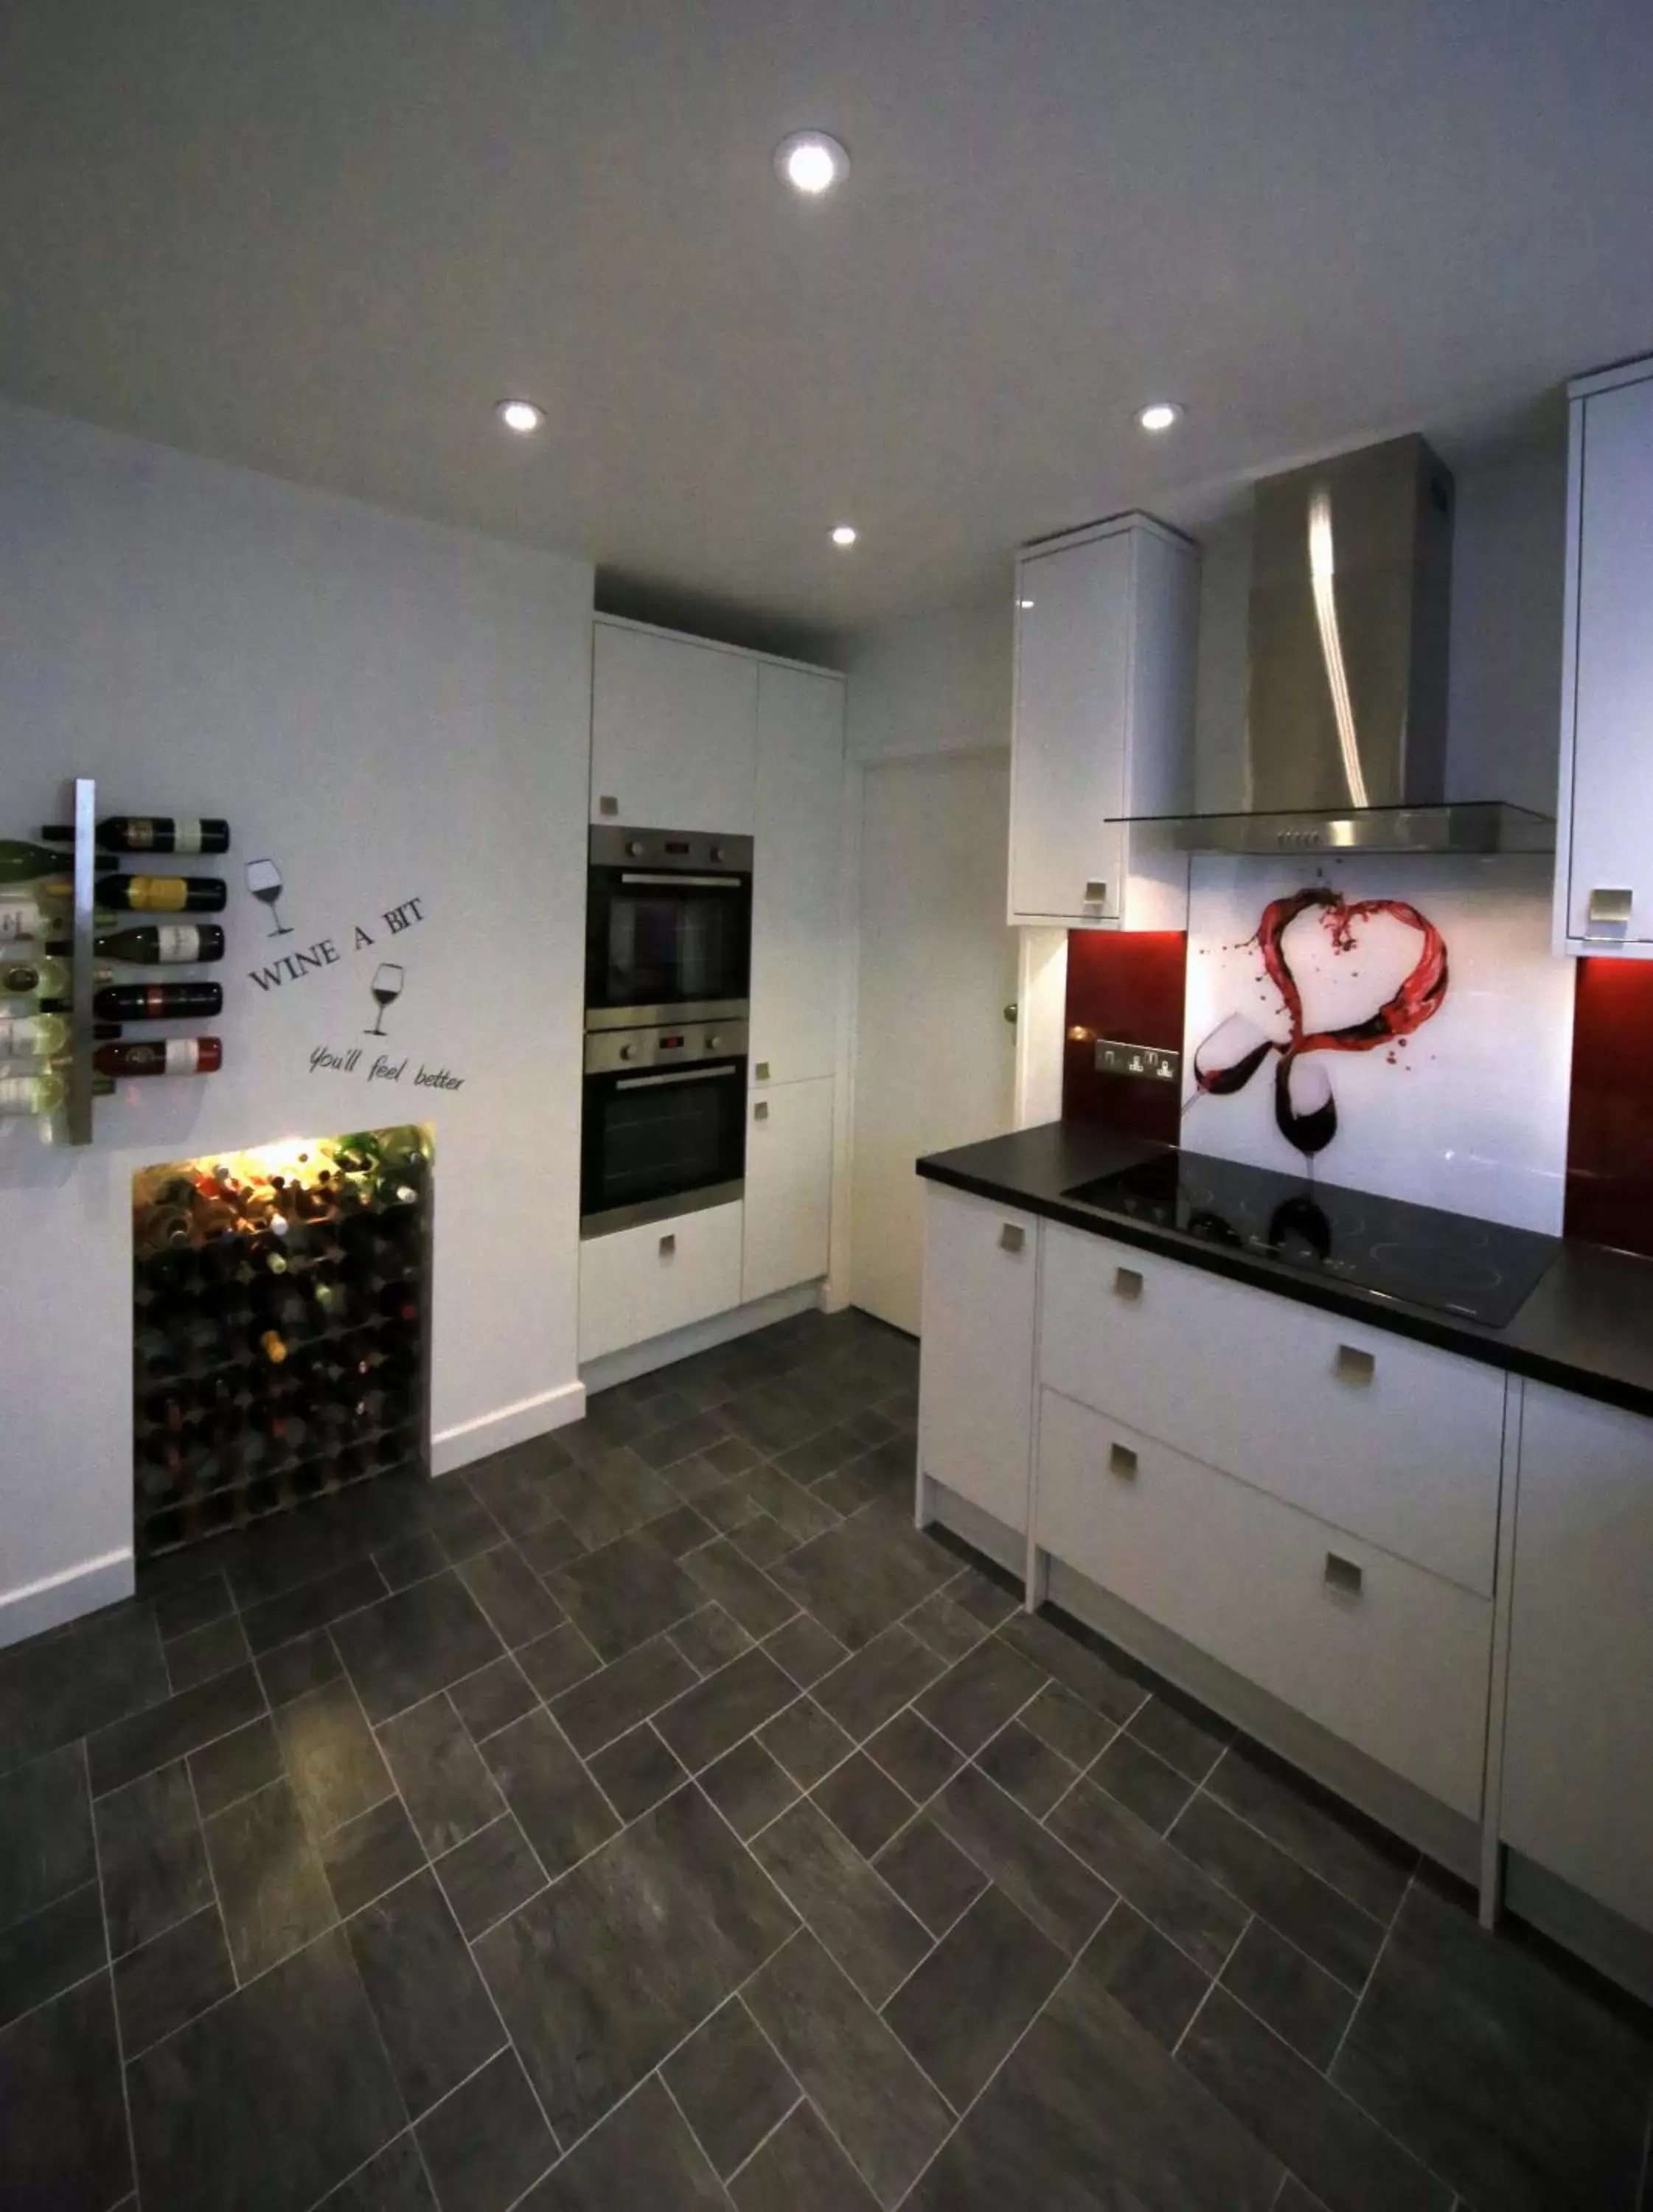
[1555,357,1653,956]
[751,663,845,1085]
[590,619,758,834]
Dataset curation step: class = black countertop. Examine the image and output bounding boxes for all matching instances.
[917,1121,1653,1421]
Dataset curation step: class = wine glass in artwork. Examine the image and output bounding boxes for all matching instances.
[366,964,405,1037]
[245,858,293,937]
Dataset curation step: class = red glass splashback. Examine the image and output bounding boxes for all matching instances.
[1566,957,1653,1258]
[1062,931,1188,1144]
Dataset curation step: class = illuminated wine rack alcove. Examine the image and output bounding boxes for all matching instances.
[132,1124,433,1558]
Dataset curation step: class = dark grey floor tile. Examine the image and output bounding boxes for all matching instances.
[887,1883,1068,2110]
[273,1677,394,1839]
[516,1516,590,1580]
[1183,1984,1452,2212]
[1169,1792,1385,1991]
[130,1926,404,2212]
[774,1422,869,1486]
[1088,1731,1197,1834]
[436,1499,514,1565]
[86,1663,265,1795]
[1126,1683,1235,1784]
[864,1709,964,1804]
[730,1512,796,1571]
[1331,1877,1653,2212]
[698,1738,800,1840]
[904,1591,989,1666]
[346,1866,506,2118]
[333,1572,506,1725]
[113,1902,234,2056]
[1205,1738,1416,1924]
[94,1756,212,1956]
[768,1502,956,1650]
[814,1751,915,1860]
[873,1816,986,1937]
[373,1534,449,1594]
[320,1795,426,1918]
[663,1996,799,2178]
[930,1764,1111,1955]
[745,1930,953,2210]
[590,1723,687,1820]
[549,1531,703,1661]
[582,1444,679,1524]
[434,1812,546,1939]
[683,1537,798,1638]
[0,1741,94,1930]
[724,1385,829,1458]
[634,1409,733,1471]
[378,1692,505,1853]
[560,1398,650,1465]
[758,1696,855,1787]
[257,1627,344,1708]
[683,1433,764,1484]
[549,1634,698,1756]
[655,1648,798,1773]
[457,1544,567,1650]
[523,2072,725,2210]
[907,1938,1281,2212]
[480,1708,619,1876]
[1275,2183,1333,2212]
[189,1713,284,1816]
[997,1609,1149,1726]
[445,1654,538,1745]
[669,1602,752,1674]
[695,1479,765,1535]
[240,1559,388,1657]
[645,1503,717,1560]
[223,1511,369,1608]
[0,1972,133,2212]
[737,1465,840,1545]
[1018,1679,1119,1770]
[812,1467,877,1517]
[164,1612,252,1693]
[317,2131,439,2210]
[152,1568,236,1640]
[1047,1780,1247,1978]
[1222,1917,1354,2069]
[975,1719,1078,1818]
[728,2097,879,2211]
[810,1625,944,1744]
[205,1777,338,1978]
[945,1567,1022,1631]
[751,1797,929,2006]
[517,1621,605,1704]
[914,1637,1046,1756]
[416,2045,558,2211]
[0,1879,106,2028]
[465,1439,571,1540]
[1082,1898,1210,2050]
[534,1464,634,1552]
[762,1613,849,1688]
[0,1601,169,1774]
[474,1784,796,2144]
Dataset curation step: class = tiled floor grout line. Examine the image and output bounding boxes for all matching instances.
[1170,1910,1256,2059]
[86,1736,146,2212]
[712,2080,805,2188]
[182,1751,240,2004]
[1325,1865,1411,2079]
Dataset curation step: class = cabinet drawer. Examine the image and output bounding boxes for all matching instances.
[1039,1224,1504,1593]
[580,1200,743,1363]
[1035,1388,1492,1817]
[918,1185,1038,1534]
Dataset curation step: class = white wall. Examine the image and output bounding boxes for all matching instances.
[846,591,1012,762]
[0,400,594,1638]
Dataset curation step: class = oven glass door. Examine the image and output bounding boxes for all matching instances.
[581,1057,747,1231]
[586,869,751,1018]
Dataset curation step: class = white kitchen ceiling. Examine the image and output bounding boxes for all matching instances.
[3,0,1650,643]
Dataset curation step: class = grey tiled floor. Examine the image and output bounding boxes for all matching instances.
[2,1307,1651,2211]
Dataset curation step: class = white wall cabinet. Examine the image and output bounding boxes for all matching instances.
[751,664,845,1085]
[1008,515,1198,931]
[579,1200,745,1363]
[1502,1383,1653,1933]
[742,1077,835,1304]
[916,1183,1039,1534]
[1556,358,1653,957]
[591,619,757,833]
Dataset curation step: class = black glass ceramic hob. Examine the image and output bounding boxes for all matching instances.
[1065,1148,1559,1327]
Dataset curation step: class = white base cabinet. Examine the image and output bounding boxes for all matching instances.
[917,1183,1038,1535]
[742,1078,834,1304]
[580,1200,744,1364]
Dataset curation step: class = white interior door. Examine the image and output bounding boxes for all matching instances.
[850,752,1019,1335]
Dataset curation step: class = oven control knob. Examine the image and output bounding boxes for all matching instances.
[626,839,644,858]
[706,1034,721,1049]
[619,1043,637,1060]
[710,845,725,863]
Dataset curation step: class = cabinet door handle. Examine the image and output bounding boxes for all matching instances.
[998,1222,1026,1254]
[1113,1266,1144,1302]
[755,1060,771,1082]
[1108,1441,1138,1480]
[1587,886,1633,933]
[1324,1552,1364,1596]
[599,794,619,818]
[658,1233,677,1257]
[753,1101,770,1121]
[1334,1344,1374,1387]
[1084,879,1108,906]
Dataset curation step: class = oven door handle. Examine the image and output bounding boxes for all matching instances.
[617,872,745,889]
[613,1065,741,1091]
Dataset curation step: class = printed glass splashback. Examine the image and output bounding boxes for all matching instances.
[1180,854,1573,1231]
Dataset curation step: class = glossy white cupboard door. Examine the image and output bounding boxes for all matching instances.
[741,1077,835,1303]
[579,1200,745,1363]
[750,664,845,1085]
[590,622,757,833]
[916,1183,1038,1534]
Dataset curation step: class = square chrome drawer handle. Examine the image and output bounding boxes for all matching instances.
[599,794,619,817]
[1324,1552,1364,1597]
[1587,886,1633,931]
[1334,1344,1375,1387]
[755,1060,771,1081]
[1113,1266,1144,1302]
[1108,1441,1138,1480]
[754,1101,770,1121]
[658,1233,677,1258]
[998,1222,1026,1254]
[1084,879,1108,906]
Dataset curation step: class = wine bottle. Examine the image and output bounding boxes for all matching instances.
[93,874,229,915]
[0,841,81,885]
[41,816,231,856]
[0,1070,117,1116]
[0,894,78,946]
[89,981,223,1021]
[94,1037,223,1078]
[83,923,226,965]
[0,1014,122,1062]
[0,956,70,1001]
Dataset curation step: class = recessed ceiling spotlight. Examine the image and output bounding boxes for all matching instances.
[495,398,544,435]
[1136,400,1183,434]
[829,524,858,547]
[775,131,850,196]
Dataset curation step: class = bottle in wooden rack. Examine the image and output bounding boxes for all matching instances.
[88,982,224,1021]
[0,841,76,884]
[41,816,232,856]
[0,1070,116,1117]
[55,924,227,966]
[94,1037,223,1078]
[93,874,229,914]
[0,955,70,1001]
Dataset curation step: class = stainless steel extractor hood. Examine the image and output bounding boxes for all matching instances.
[1121,434,1555,856]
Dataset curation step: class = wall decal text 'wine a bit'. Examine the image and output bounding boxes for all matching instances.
[246,894,427,994]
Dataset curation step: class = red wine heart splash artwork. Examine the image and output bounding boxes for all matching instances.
[1191,886,1449,1157]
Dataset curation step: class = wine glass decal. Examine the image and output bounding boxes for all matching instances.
[366,964,404,1036]
[246,858,293,937]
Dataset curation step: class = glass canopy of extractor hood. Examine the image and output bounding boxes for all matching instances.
[1108,801,1556,858]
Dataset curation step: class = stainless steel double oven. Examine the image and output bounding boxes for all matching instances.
[581,826,754,1237]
